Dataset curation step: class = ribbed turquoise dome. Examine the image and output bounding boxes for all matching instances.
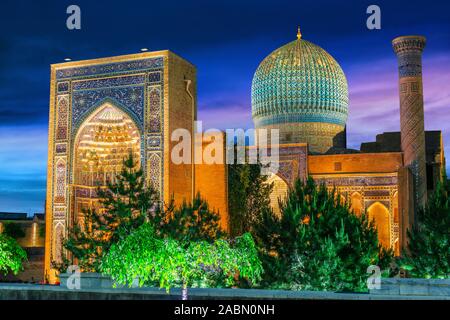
[251,38,349,128]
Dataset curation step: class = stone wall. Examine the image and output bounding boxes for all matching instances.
[195,131,229,231]
[166,52,196,206]
[370,278,450,297]
[308,152,403,174]
[1,282,449,300]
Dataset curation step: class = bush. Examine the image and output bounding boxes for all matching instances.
[254,177,392,292]
[0,233,27,275]
[3,222,25,239]
[399,179,450,278]
[62,154,226,273]
[101,223,263,297]
[62,154,157,272]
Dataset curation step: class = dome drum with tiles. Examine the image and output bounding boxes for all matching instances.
[251,31,349,153]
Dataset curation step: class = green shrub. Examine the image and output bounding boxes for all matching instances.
[254,177,392,292]
[0,233,27,275]
[62,154,157,272]
[101,223,263,296]
[399,179,450,278]
[3,222,25,239]
[62,154,225,273]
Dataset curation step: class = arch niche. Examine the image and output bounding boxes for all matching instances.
[350,192,363,216]
[72,103,141,220]
[267,173,289,216]
[367,202,390,249]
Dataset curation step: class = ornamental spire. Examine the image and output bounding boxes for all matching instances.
[297,26,302,40]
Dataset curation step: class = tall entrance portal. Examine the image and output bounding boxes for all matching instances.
[45,51,229,283]
[73,103,141,220]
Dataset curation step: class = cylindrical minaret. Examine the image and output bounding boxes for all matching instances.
[392,35,427,208]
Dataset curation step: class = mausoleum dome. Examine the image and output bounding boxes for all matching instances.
[251,29,349,153]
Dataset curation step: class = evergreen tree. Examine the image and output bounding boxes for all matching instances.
[228,161,273,237]
[399,179,450,278]
[254,177,392,292]
[157,194,226,244]
[63,153,159,272]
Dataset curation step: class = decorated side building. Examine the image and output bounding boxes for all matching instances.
[45,30,446,282]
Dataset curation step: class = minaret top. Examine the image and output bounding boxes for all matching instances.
[296,26,302,40]
[392,35,426,54]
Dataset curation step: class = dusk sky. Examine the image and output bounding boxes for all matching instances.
[1,0,449,214]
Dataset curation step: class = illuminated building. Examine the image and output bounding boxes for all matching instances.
[44,31,446,283]
[252,31,445,255]
[45,51,228,282]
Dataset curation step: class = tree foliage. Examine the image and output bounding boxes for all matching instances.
[62,154,159,272]
[228,161,273,237]
[254,177,392,292]
[0,233,27,275]
[62,154,225,272]
[3,222,25,239]
[156,194,226,244]
[101,223,263,293]
[399,179,450,278]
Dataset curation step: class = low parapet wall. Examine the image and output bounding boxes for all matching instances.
[370,278,450,296]
[1,283,449,300]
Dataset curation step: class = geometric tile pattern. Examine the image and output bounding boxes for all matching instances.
[252,38,349,127]
[147,152,162,198]
[49,57,165,267]
[147,87,161,133]
[72,86,145,132]
[393,36,427,207]
[54,159,66,204]
[56,57,163,80]
[55,95,69,141]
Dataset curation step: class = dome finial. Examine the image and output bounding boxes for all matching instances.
[297,26,302,40]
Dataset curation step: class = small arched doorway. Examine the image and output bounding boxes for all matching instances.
[72,103,141,221]
[367,202,390,249]
[267,173,289,216]
[350,192,363,216]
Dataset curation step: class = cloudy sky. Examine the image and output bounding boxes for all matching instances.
[0,0,449,214]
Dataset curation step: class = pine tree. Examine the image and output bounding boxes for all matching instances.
[157,193,226,244]
[228,161,273,237]
[254,177,392,292]
[399,179,450,278]
[63,153,159,272]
